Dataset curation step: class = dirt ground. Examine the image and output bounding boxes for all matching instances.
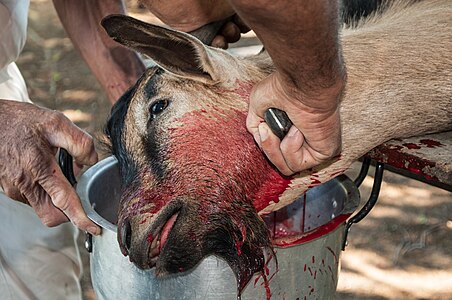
[16,1,451,299]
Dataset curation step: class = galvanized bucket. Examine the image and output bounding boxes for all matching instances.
[77,156,360,299]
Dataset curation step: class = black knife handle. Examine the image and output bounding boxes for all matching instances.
[58,148,77,186]
[264,108,293,140]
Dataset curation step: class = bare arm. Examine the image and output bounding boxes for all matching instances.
[53,0,146,104]
[231,0,345,103]
[233,0,346,174]
[141,0,248,48]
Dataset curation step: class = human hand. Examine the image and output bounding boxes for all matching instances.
[0,100,100,235]
[210,15,251,49]
[142,0,250,48]
[246,71,344,176]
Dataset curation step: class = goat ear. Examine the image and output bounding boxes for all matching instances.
[101,15,219,83]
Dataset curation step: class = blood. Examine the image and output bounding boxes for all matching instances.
[403,143,421,149]
[272,214,351,247]
[123,103,292,220]
[367,144,438,181]
[235,240,244,256]
[310,178,322,185]
[235,224,247,256]
[253,270,272,300]
[267,269,278,283]
[326,247,338,264]
[253,275,260,287]
[308,177,323,188]
[230,81,254,101]
[147,233,154,243]
[166,108,292,214]
[263,274,271,300]
[419,139,443,148]
[328,266,334,282]
[263,263,270,276]
[308,285,315,296]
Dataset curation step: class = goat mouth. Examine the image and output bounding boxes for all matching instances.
[147,211,179,266]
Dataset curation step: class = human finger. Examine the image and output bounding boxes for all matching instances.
[246,109,264,147]
[0,180,27,204]
[211,35,228,49]
[258,123,293,175]
[279,126,307,172]
[42,111,98,166]
[220,21,241,43]
[37,160,100,235]
[73,161,83,176]
[25,183,70,226]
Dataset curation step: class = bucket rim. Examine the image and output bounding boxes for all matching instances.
[78,156,118,232]
[78,156,360,239]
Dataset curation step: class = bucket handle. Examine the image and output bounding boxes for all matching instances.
[58,148,93,253]
[342,159,385,250]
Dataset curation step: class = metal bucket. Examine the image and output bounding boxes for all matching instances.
[77,156,360,299]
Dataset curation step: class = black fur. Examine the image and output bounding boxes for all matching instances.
[341,0,386,24]
[142,69,167,181]
[105,67,167,185]
[156,199,272,294]
[105,85,138,188]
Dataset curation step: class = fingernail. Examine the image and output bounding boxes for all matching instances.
[253,131,262,148]
[88,226,101,236]
[258,123,268,141]
[288,126,299,137]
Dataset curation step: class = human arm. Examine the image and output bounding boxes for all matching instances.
[52,0,146,104]
[231,0,346,175]
[141,0,249,48]
[0,100,100,234]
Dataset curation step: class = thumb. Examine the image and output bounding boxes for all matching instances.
[43,112,98,166]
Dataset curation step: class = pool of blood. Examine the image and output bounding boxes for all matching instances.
[263,194,348,247]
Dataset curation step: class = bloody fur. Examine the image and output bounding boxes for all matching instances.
[111,82,291,292]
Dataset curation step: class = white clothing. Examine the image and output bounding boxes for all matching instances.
[0,194,82,300]
[0,0,29,84]
[0,0,31,103]
[0,62,31,102]
[0,0,82,299]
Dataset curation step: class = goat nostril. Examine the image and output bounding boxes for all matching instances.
[121,219,132,254]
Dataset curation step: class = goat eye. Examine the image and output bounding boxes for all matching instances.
[150,99,169,119]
